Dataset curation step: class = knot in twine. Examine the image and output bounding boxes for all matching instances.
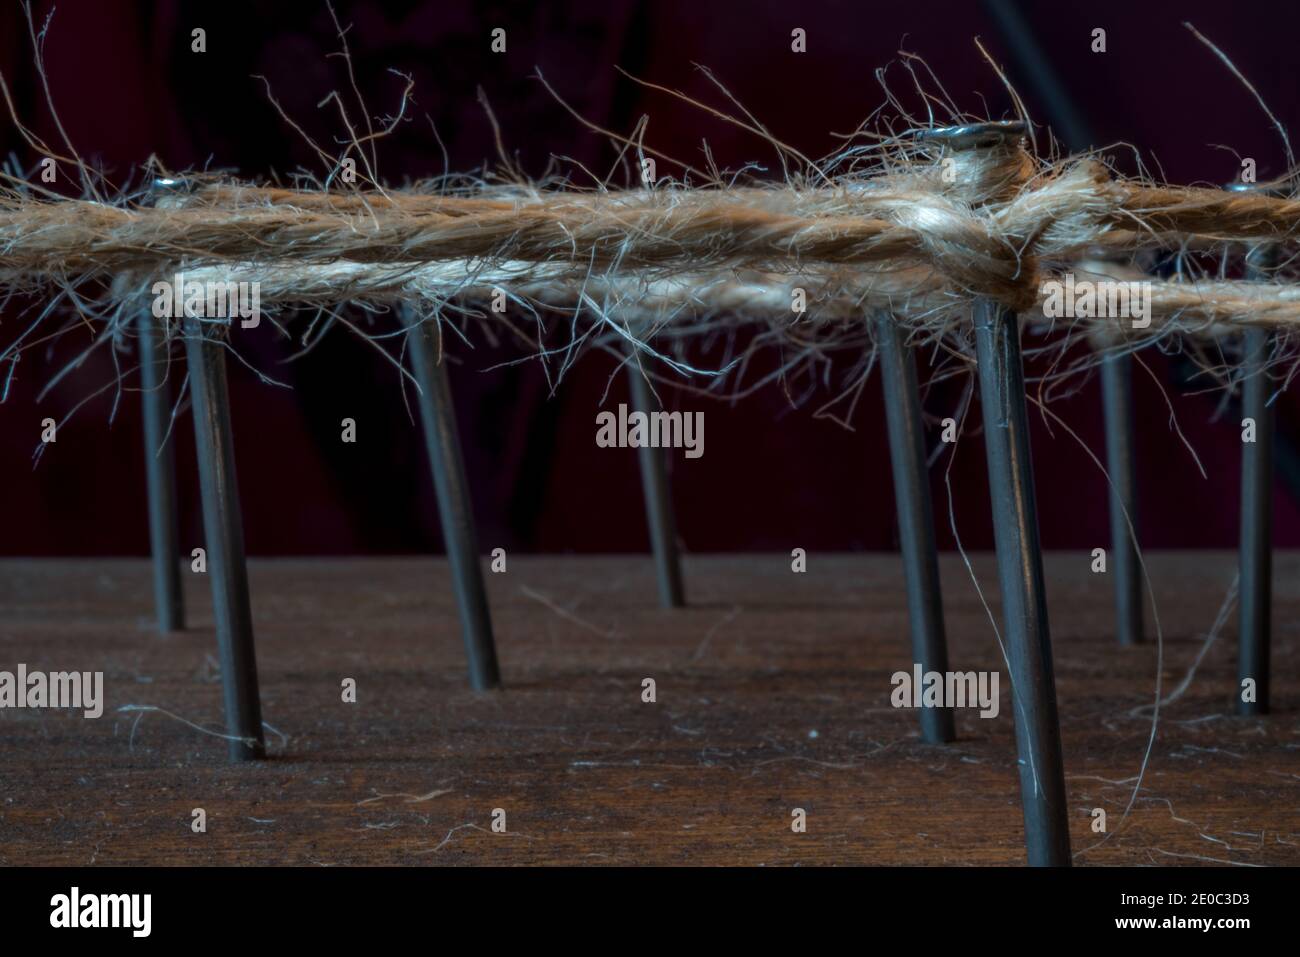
[878,138,1119,313]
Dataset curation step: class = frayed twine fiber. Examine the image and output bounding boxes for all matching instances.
[4,21,1300,421]
[1,0,1297,423]
[167,259,1300,335]
[2,134,1299,323]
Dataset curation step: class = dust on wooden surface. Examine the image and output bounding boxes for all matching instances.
[0,553,1295,865]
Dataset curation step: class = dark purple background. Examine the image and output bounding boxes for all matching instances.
[3,0,1299,557]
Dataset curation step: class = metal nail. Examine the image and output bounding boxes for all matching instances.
[137,303,184,632]
[930,122,1071,864]
[182,312,265,761]
[625,352,685,609]
[874,311,954,743]
[1227,181,1283,715]
[405,309,502,690]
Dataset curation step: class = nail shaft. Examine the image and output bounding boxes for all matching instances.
[974,299,1071,866]
[874,311,954,743]
[1238,325,1272,716]
[626,358,685,608]
[1100,352,1142,645]
[182,315,265,761]
[916,120,1068,863]
[1238,241,1275,714]
[138,307,184,632]
[406,316,501,690]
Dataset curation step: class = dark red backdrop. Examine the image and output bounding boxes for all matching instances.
[3,0,1299,557]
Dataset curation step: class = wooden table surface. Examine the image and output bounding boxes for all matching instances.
[0,553,1296,866]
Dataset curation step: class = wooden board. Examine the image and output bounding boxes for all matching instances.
[0,553,1296,865]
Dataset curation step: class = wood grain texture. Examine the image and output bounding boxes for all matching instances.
[0,553,1296,866]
